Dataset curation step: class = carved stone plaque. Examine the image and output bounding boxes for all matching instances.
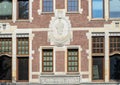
[48,9,72,46]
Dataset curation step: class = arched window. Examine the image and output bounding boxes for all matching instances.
[0,55,12,81]
[110,54,120,80]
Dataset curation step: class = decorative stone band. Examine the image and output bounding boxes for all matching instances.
[109,32,120,36]
[16,33,29,37]
[0,34,12,38]
[40,75,80,84]
[92,32,105,36]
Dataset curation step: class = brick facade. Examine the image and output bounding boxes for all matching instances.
[0,0,119,84]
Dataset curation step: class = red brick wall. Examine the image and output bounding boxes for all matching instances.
[70,31,89,71]
[56,51,65,72]
[1,0,112,28]
[56,0,65,9]
[32,30,89,72]
[32,31,50,72]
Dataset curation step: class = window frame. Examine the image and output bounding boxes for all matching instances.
[0,38,12,55]
[67,49,79,72]
[91,0,105,19]
[16,36,29,82]
[89,0,120,20]
[66,0,82,13]
[92,56,105,81]
[67,0,79,13]
[109,0,120,20]
[42,0,54,13]
[17,0,29,20]
[91,36,105,81]
[42,49,53,72]
[92,36,105,56]
[16,57,29,82]
[16,37,29,56]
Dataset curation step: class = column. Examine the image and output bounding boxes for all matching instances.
[12,32,16,83]
[105,32,109,82]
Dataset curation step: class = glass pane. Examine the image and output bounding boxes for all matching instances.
[110,0,120,18]
[92,0,103,18]
[18,0,29,19]
[67,0,78,12]
[43,0,53,12]
[110,54,120,80]
[0,0,12,19]
[92,56,104,80]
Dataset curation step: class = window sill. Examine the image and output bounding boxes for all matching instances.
[66,72,80,75]
[92,80,105,82]
[67,12,80,14]
[90,18,105,21]
[109,80,120,82]
[41,72,54,75]
[16,19,30,22]
[109,18,120,20]
[41,12,54,14]
[0,20,13,22]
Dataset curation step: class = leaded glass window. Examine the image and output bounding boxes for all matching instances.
[17,37,29,55]
[67,0,78,12]
[67,49,78,72]
[18,0,29,19]
[43,0,53,12]
[17,57,29,81]
[0,38,12,55]
[92,56,104,80]
[92,36,104,54]
[42,49,53,72]
[110,36,120,53]
[0,0,12,19]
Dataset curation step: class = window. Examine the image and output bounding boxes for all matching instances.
[92,56,104,80]
[109,36,120,54]
[110,54,120,80]
[92,36,104,80]
[67,0,78,12]
[0,55,12,80]
[0,38,12,55]
[92,36,104,54]
[67,49,78,72]
[17,37,29,55]
[17,0,29,19]
[0,0,12,20]
[109,0,120,18]
[42,0,53,12]
[17,57,29,81]
[17,36,29,81]
[42,49,53,72]
[92,0,104,18]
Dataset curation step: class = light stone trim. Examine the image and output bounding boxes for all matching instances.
[12,0,33,22]
[12,32,16,83]
[105,32,109,82]
[92,32,105,36]
[65,0,83,14]
[88,32,92,82]
[40,75,80,84]
[65,46,82,73]
[39,46,55,74]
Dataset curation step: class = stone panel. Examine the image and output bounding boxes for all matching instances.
[40,75,80,84]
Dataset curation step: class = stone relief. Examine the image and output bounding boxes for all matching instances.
[48,9,72,47]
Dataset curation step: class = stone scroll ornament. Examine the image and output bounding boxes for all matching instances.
[48,10,72,47]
